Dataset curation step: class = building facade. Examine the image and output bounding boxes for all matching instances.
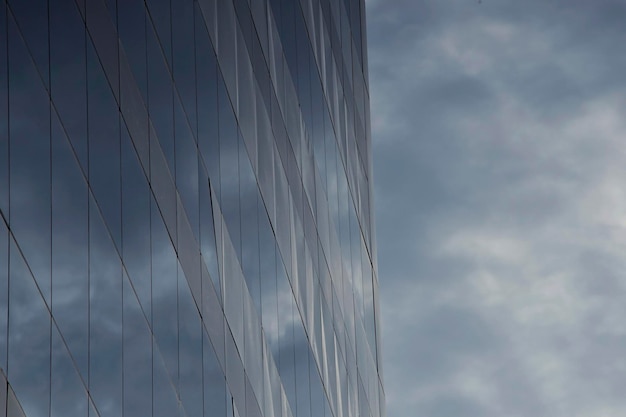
[0,0,383,416]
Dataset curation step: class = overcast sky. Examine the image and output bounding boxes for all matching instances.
[367,1,626,416]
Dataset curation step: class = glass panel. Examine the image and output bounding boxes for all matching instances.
[239,135,261,310]
[218,76,241,260]
[245,376,263,417]
[153,340,180,417]
[0,0,6,218]
[225,327,245,408]
[118,0,148,104]
[50,325,88,417]
[259,210,278,357]
[85,0,119,100]
[195,9,220,198]
[179,263,203,417]
[177,195,202,305]
[216,0,237,107]
[0,367,5,417]
[197,0,217,48]
[8,237,51,417]
[87,41,122,251]
[149,123,177,243]
[172,0,197,131]
[243,290,262,397]
[278,287,296,413]
[0,212,7,373]
[295,316,312,417]
[223,222,244,349]
[51,110,89,380]
[151,197,179,384]
[309,348,325,417]
[121,124,152,320]
[89,196,123,417]
[8,0,49,88]
[147,21,175,176]
[199,168,221,303]
[8,13,51,304]
[146,0,172,66]
[203,328,226,417]
[175,97,200,242]
[122,273,152,417]
[6,384,27,417]
[50,0,88,171]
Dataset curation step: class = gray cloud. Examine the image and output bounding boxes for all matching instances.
[369,1,626,416]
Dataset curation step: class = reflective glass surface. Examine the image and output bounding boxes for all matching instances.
[0,0,382,416]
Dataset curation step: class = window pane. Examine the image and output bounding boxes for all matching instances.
[122,273,152,417]
[203,327,226,417]
[151,197,179,385]
[8,14,51,304]
[89,196,123,417]
[50,0,87,171]
[0,212,7,374]
[121,124,152,320]
[88,41,122,250]
[50,325,88,417]
[51,110,89,380]
[8,237,51,417]
[179,265,203,417]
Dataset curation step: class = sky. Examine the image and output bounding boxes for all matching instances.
[367,0,626,416]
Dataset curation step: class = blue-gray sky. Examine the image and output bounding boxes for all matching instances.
[368,1,626,416]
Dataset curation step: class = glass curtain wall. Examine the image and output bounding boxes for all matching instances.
[0,0,383,417]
